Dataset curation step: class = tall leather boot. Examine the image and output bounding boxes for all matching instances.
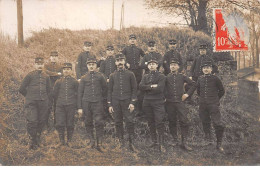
[27,123,38,150]
[180,126,192,151]
[29,135,38,150]
[57,128,65,147]
[95,137,103,152]
[169,123,178,146]
[67,127,74,147]
[215,125,225,152]
[128,135,135,152]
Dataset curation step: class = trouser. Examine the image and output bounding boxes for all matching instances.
[25,100,49,141]
[55,104,76,141]
[165,101,190,139]
[82,101,105,139]
[129,69,142,86]
[142,99,166,143]
[199,103,225,143]
[112,98,135,140]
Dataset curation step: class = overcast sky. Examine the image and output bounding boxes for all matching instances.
[0,0,185,39]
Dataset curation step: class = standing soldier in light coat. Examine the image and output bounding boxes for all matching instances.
[78,58,107,152]
[53,63,78,147]
[108,54,137,151]
[19,57,51,150]
[76,41,96,81]
[165,58,196,151]
[44,51,63,129]
[197,60,225,152]
[139,59,166,152]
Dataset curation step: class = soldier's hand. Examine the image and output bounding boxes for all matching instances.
[58,72,62,76]
[78,109,83,118]
[182,94,189,101]
[107,79,109,83]
[109,106,114,114]
[78,79,81,82]
[126,63,130,68]
[189,76,192,80]
[128,104,135,113]
[151,84,158,88]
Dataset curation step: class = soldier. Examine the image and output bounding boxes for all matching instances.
[53,63,78,147]
[165,58,197,151]
[140,40,163,74]
[108,54,137,151]
[139,59,166,152]
[44,51,63,129]
[19,57,51,150]
[197,60,225,152]
[76,41,96,80]
[78,58,107,152]
[163,39,183,75]
[122,34,145,85]
[99,45,117,82]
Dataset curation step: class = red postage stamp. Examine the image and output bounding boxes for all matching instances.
[213,8,249,52]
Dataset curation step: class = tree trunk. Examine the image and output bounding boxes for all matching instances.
[17,0,24,47]
[256,35,259,68]
[197,0,208,34]
[187,0,196,31]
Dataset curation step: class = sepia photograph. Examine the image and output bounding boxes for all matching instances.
[0,0,259,166]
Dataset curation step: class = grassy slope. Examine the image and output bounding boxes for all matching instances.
[0,27,259,165]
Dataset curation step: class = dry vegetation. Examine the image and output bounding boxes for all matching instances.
[0,27,259,165]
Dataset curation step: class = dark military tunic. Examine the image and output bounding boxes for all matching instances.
[99,56,117,79]
[163,50,183,75]
[122,44,145,84]
[76,51,96,79]
[165,72,196,138]
[190,55,218,81]
[19,70,51,138]
[108,68,137,138]
[139,70,166,142]
[44,62,63,87]
[197,74,225,137]
[53,76,78,127]
[78,71,107,138]
[140,52,163,74]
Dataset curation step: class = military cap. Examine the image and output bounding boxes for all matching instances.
[84,41,92,46]
[106,45,114,50]
[63,62,72,69]
[201,60,213,67]
[115,54,126,60]
[147,59,158,64]
[199,44,207,49]
[86,57,97,64]
[50,51,58,56]
[168,39,177,44]
[129,34,136,39]
[147,40,156,47]
[169,58,180,65]
[35,57,44,63]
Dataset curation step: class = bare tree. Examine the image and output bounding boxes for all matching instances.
[17,0,24,47]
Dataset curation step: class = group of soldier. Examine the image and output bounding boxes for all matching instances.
[19,34,225,154]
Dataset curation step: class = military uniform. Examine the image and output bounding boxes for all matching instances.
[122,34,145,85]
[165,59,196,150]
[197,61,225,151]
[140,41,163,74]
[78,58,107,150]
[108,54,137,150]
[43,51,63,127]
[163,39,183,75]
[99,46,117,80]
[53,63,78,146]
[76,41,96,80]
[19,57,51,150]
[139,60,166,150]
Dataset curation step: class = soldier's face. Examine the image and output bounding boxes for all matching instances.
[200,49,207,55]
[148,62,158,71]
[83,46,92,52]
[87,63,97,72]
[129,38,136,45]
[115,58,125,68]
[50,56,58,63]
[35,63,44,70]
[63,68,72,76]
[169,43,176,50]
[202,66,212,75]
[148,46,156,52]
[106,49,114,56]
[170,63,179,72]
